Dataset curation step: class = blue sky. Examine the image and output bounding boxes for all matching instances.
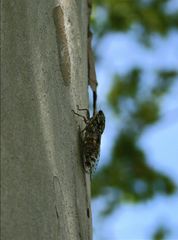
[92,19,178,240]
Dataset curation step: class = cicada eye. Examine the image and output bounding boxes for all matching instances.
[98,110,103,115]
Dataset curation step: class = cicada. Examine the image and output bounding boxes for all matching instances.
[72,105,105,174]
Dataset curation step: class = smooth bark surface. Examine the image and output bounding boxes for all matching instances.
[1,0,92,239]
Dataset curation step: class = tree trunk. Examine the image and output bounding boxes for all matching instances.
[1,0,92,239]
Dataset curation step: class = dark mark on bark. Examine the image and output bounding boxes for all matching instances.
[87,208,90,218]
[55,205,59,219]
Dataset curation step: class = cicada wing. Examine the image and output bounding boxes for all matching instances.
[91,154,100,176]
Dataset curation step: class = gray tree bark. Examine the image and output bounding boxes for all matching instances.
[1,0,92,239]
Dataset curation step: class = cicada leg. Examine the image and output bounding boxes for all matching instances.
[77,105,90,119]
[72,110,88,123]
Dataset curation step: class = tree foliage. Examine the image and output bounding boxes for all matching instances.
[153,225,170,240]
[93,0,178,43]
[91,0,178,216]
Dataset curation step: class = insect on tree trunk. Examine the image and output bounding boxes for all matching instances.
[1,0,92,239]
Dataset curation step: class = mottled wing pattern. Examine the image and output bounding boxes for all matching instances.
[72,107,105,174]
[83,128,101,173]
[82,111,105,174]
